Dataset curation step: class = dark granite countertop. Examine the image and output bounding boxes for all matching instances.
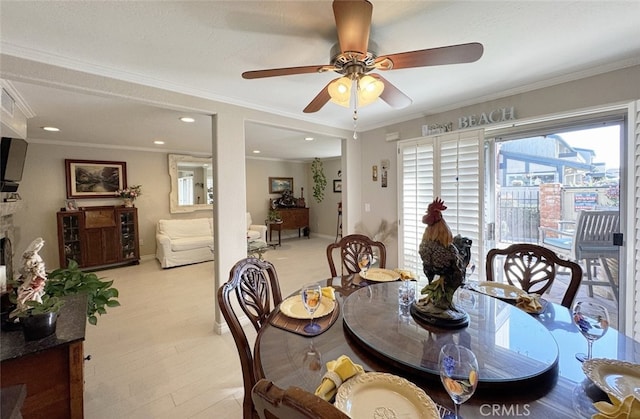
[1,293,88,362]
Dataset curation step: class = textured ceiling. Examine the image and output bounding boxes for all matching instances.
[1,1,639,159]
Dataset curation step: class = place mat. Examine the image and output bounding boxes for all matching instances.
[270,300,340,337]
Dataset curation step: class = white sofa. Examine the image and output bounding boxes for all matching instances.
[246,212,268,244]
[155,213,267,268]
[156,218,214,268]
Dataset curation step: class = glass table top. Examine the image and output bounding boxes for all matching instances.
[342,282,559,384]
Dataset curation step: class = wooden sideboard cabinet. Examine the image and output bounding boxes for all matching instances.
[57,206,140,269]
[277,207,310,238]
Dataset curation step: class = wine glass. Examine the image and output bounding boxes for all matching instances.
[439,344,479,419]
[301,283,322,333]
[357,251,372,277]
[572,301,609,362]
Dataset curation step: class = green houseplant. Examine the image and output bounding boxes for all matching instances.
[13,295,65,340]
[311,158,327,203]
[47,260,120,325]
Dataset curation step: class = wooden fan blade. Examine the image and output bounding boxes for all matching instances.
[333,0,372,55]
[370,74,412,109]
[242,65,330,79]
[376,42,484,70]
[303,83,332,113]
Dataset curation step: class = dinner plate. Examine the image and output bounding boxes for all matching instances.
[334,372,439,418]
[471,281,527,301]
[582,358,640,400]
[359,268,401,282]
[279,295,335,320]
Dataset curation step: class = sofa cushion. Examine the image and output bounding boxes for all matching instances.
[171,237,214,252]
[158,218,211,239]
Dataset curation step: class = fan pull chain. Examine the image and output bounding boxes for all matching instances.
[352,110,358,139]
[352,77,359,139]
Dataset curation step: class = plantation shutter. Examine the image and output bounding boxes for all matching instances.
[398,129,484,280]
[632,100,640,341]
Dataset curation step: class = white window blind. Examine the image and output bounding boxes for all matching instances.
[398,130,484,280]
[632,100,640,341]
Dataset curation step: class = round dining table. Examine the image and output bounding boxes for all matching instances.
[254,275,640,418]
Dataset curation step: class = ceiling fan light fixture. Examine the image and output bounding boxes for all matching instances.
[328,76,352,108]
[357,75,384,106]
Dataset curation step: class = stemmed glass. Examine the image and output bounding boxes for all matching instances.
[301,283,322,333]
[357,251,372,277]
[439,344,479,419]
[572,301,609,362]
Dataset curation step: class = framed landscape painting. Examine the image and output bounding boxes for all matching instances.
[269,177,293,194]
[66,159,127,199]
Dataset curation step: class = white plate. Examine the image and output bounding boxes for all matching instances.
[335,372,439,419]
[359,268,401,282]
[279,295,335,320]
[582,358,640,400]
[472,281,527,301]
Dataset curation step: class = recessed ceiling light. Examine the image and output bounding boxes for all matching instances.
[42,126,60,132]
[305,137,314,141]
[180,117,195,123]
[253,150,261,154]
[153,140,165,145]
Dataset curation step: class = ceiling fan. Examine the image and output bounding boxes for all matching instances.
[242,0,484,114]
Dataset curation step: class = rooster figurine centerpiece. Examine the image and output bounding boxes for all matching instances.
[411,198,472,328]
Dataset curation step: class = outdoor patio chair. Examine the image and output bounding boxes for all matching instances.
[539,210,619,300]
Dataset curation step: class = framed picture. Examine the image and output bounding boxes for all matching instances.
[65,159,127,199]
[269,177,293,194]
[64,199,78,211]
[333,179,342,193]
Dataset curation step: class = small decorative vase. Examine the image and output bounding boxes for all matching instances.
[123,198,134,207]
[21,312,58,341]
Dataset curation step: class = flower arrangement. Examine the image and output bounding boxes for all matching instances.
[116,184,142,200]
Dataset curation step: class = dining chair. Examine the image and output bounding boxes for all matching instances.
[252,379,350,419]
[485,243,582,308]
[326,233,387,277]
[218,257,283,419]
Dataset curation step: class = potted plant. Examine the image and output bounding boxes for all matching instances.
[268,208,281,222]
[115,184,142,207]
[12,295,65,340]
[47,260,120,325]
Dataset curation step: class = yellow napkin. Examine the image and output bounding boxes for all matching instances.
[321,286,335,301]
[593,394,640,419]
[394,269,415,280]
[516,293,542,313]
[314,355,364,401]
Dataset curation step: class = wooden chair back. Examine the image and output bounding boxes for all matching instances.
[218,257,283,419]
[485,243,582,308]
[326,234,386,277]
[252,379,350,419]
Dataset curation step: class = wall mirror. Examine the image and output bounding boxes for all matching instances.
[168,154,213,213]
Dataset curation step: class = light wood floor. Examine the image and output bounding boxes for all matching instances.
[84,236,334,419]
[83,236,619,418]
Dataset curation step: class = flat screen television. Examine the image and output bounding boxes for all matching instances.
[1,137,28,192]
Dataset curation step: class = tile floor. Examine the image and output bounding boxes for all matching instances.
[83,236,334,418]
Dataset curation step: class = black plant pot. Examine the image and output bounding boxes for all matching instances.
[20,312,58,341]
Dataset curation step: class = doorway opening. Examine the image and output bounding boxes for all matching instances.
[489,123,622,328]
